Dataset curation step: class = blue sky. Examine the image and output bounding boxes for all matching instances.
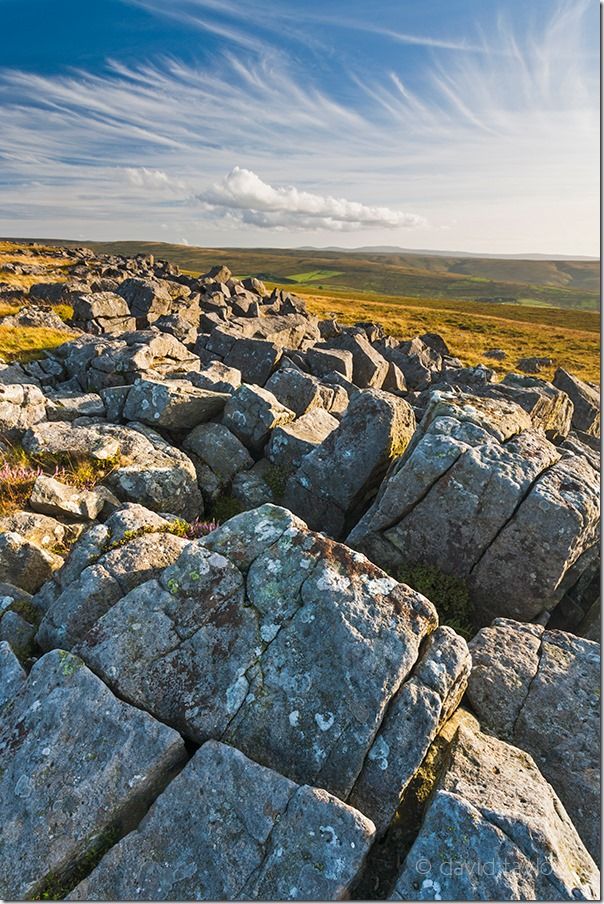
[0,0,598,254]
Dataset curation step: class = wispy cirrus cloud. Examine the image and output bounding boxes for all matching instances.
[0,0,597,252]
[197,166,424,230]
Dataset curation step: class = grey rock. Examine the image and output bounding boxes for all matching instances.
[518,355,553,373]
[467,618,600,862]
[265,366,345,417]
[283,389,416,538]
[222,384,295,453]
[329,333,389,389]
[266,407,339,470]
[46,391,105,422]
[349,626,470,835]
[0,383,46,438]
[0,531,63,594]
[0,649,185,901]
[188,360,242,394]
[231,461,275,510]
[224,337,282,385]
[307,346,354,381]
[183,422,254,500]
[391,725,599,901]
[0,640,25,710]
[71,740,375,902]
[0,610,36,660]
[74,504,440,803]
[23,421,203,519]
[29,475,108,520]
[36,529,189,650]
[0,510,67,551]
[123,377,229,429]
[554,368,600,437]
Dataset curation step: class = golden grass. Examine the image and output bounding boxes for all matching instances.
[300,290,600,383]
[0,326,71,363]
[0,241,74,289]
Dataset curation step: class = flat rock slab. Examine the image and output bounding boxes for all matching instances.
[467,618,601,863]
[123,377,229,429]
[390,725,599,901]
[23,420,203,519]
[71,504,447,809]
[70,740,375,901]
[0,649,185,901]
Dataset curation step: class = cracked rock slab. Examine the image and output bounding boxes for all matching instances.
[70,741,375,902]
[467,618,600,863]
[72,504,441,804]
[390,725,599,901]
[349,391,599,625]
[348,626,471,835]
[0,649,186,901]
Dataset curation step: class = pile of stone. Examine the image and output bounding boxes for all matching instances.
[0,244,599,901]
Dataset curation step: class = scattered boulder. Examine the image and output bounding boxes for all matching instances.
[554,367,600,437]
[517,355,554,373]
[123,377,229,430]
[29,475,112,521]
[183,422,254,501]
[266,407,339,469]
[0,383,46,438]
[222,384,295,453]
[0,531,63,594]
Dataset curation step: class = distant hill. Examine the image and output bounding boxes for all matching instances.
[3,238,599,310]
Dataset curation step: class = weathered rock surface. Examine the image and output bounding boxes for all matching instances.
[467,618,600,862]
[0,531,63,593]
[0,648,186,901]
[349,626,470,835]
[57,505,471,827]
[0,383,46,438]
[349,392,600,625]
[123,376,229,429]
[23,420,203,519]
[70,740,375,902]
[222,384,295,452]
[390,725,599,901]
[554,367,600,437]
[266,407,340,469]
[284,389,416,538]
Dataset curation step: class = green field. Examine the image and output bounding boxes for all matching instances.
[13,239,599,311]
[0,240,598,383]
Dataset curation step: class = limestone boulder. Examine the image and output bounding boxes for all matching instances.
[554,368,600,437]
[283,389,416,538]
[222,384,295,453]
[123,377,229,430]
[467,619,600,862]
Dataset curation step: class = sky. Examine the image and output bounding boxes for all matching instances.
[0,0,599,255]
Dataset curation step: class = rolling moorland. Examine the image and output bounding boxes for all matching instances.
[0,240,599,381]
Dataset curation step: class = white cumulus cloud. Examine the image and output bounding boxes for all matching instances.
[197,166,424,230]
[125,167,185,192]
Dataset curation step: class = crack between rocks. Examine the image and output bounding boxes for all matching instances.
[509,631,545,742]
[467,458,557,579]
[379,453,462,543]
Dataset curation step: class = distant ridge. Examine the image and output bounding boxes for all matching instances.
[296,245,599,261]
